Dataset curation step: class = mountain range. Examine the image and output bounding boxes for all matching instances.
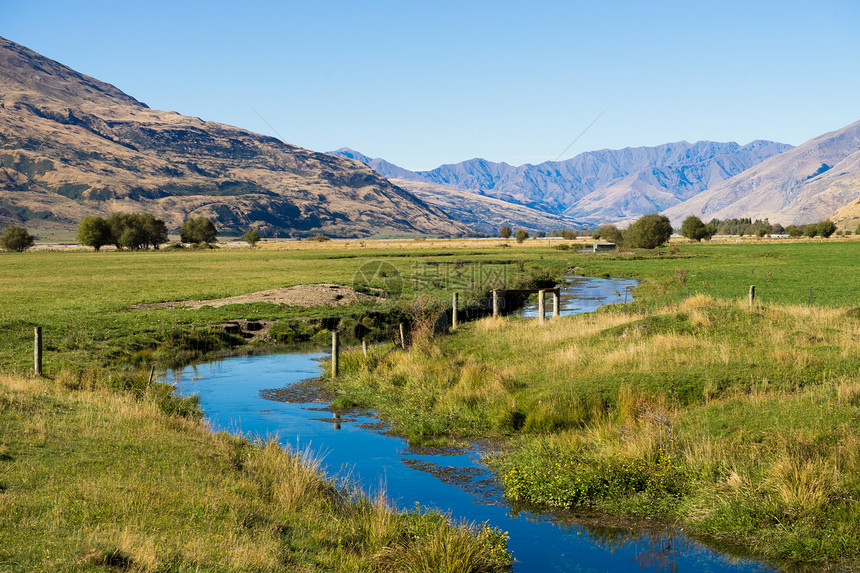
[662,120,860,225]
[2,36,857,238]
[331,140,794,227]
[0,36,469,237]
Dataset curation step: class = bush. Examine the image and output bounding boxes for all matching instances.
[595,224,624,245]
[180,217,217,244]
[786,225,803,237]
[514,229,529,243]
[680,215,714,241]
[817,219,837,238]
[107,213,168,250]
[0,225,35,252]
[623,214,673,249]
[307,234,330,242]
[804,225,818,238]
[243,228,261,247]
[77,216,113,251]
[499,224,512,239]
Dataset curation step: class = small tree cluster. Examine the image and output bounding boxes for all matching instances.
[499,225,512,239]
[77,213,168,250]
[593,224,624,245]
[785,220,837,238]
[514,229,529,243]
[179,217,217,244]
[0,225,35,252]
[623,214,673,249]
[680,215,717,242]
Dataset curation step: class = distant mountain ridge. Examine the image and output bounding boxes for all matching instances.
[664,120,860,225]
[331,140,793,226]
[0,36,469,237]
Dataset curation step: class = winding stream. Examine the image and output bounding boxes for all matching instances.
[171,277,772,572]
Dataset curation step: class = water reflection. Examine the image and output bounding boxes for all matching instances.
[518,275,640,317]
[172,351,772,573]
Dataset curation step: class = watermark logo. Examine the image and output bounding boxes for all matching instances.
[352,260,404,302]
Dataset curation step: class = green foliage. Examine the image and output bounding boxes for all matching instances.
[623,214,672,249]
[243,228,260,247]
[180,216,217,244]
[816,219,837,238]
[804,224,818,238]
[514,229,529,243]
[307,233,330,242]
[708,217,776,236]
[499,224,512,239]
[107,212,168,250]
[786,224,803,237]
[76,216,113,251]
[0,224,35,252]
[595,224,624,245]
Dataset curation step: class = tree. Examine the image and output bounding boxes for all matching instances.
[786,225,803,238]
[499,224,512,239]
[595,224,624,245]
[243,228,261,248]
[680,215,715,242]
[816,219,837,238]
[180,217,217,244]
[77,216,113,251]
[804,224,818,238]
[0,225,35,252]
[107,213,168,250]
[623,214,673,249]
[514,229,529,243]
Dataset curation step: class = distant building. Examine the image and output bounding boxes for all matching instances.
[593,241,616,252]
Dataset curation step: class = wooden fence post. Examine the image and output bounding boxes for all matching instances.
[362,339,368,356]
[492,289,500,317]
[552,288,560,318]
[749,285,755,307]
[34,326,42,376]
[538,289,546,324]
[452,292,459,330]
[399,323,408,348]
[331,330,339,378]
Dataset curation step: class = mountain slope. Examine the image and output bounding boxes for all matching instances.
[0,36,469,237]
[663,120,860,225]
[331,140,792,226]
[387,178,582,233]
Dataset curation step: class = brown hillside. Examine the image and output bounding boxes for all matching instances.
[0,37,469,237]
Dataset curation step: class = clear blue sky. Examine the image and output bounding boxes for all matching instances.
[5,0,859,170]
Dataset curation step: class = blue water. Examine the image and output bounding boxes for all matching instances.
[170,277,772,572]
[518,275,640,317]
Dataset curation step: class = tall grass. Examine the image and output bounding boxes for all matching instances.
[329,296,860,565]
[0,372,511,572]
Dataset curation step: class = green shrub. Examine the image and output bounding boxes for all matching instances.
[623,214,673,249]
[0,225,35,252]
[180,216,217,244]
[514,229,529,243]
[77,216,113,251]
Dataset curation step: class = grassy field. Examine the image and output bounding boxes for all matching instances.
[1,237,858,570]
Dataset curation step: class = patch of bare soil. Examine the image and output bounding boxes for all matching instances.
[132,283,382,310]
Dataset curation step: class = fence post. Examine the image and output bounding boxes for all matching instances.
[362,339,368,356]
[808,287,813,307]
[552,288,560,318]
[749,285,755,307]
[452,292,459,330]
[538,289,546,324]
[492,289,500,317]
[331,330,339,378]
[399,323,408,348]
[34,326,42,376]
